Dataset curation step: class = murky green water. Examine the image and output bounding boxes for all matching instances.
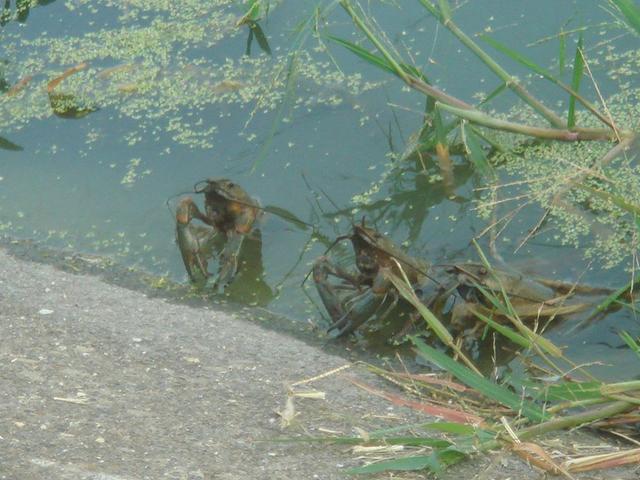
[1,0,638,378]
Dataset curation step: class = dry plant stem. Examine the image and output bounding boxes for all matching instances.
[601,380,640,395]
[565,447,640,473]
[516,400,637,440]
[579,47,621,140]
[479,400,637,453]
[47,63,88,92]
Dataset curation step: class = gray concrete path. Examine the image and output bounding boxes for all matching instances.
[0,248,635,479]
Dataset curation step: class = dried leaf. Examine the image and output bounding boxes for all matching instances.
[349,377,485,425]
[564,447,640,473]
[290,390,326,400]
[512,442,572,477]
[277,395,296,429]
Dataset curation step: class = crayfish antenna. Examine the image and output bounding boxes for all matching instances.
[300,234,351,287]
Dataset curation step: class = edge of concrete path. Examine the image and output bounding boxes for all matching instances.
[0,242,635,480]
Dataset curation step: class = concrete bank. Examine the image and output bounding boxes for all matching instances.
[0,247,634,479]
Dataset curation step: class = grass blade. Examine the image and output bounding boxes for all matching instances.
[340,0,410,82]
[577,183,640,216]
[558,30,566,74]
[250,0,340,171]
[416,0,442,20]
[460,121,492,176]
[262,205,312,230]
[478,82,507,106]
[437,0,452,21]
[250,22,272,55]
[348,449,465,474]
[480,34,554,80]
[610,0,640,35]
[470,242,564,358]
[467,306,532,348]
[531,381,603,403]
[0,135,24,151]
[411,336,548,422]
[251,53,299,171]
[420,422,479,435]
[386,272,452,344]
[567,33,584,129]
[481,33,614,129]
[620,331,640,359]
[321,435,453,447]
[588,277,640,316]
[236,0,262,25]
[386,270,482,375]
[326,35,397,76]
[328,22,429,81]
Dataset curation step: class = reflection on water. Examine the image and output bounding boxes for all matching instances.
[244,21,272,57]
[223,229,275,306]
[0,0,56,26]
[47,63,99,119]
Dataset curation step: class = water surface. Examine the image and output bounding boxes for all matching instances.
[1,0,638,378]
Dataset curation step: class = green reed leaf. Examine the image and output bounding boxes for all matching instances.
[326,35,396,75]
[568,34,584,128]
[610,0,640,35]
[411,336,548,422]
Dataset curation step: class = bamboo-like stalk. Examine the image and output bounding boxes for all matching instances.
[436,103,618,141]
[601,380,640,395]
[517,400,637,440]
[477,400,637,453]
[546,397,611,414]
[406,75,474,110]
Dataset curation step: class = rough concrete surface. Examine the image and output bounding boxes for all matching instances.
[0,247,637,479]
